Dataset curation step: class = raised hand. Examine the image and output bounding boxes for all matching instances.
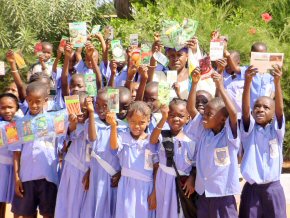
[85,97,94,113]
[106,112,117,126]
[191,67,201,84]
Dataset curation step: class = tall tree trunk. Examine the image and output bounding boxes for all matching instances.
[114,0,132,19]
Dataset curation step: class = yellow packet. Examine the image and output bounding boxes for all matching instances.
[14,52,27,69]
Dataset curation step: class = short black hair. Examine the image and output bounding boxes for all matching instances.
[251,42,267,52]
[29,72,51,84]
[26,81,48,97]
[127,101,151,119]
[0,93,19,110]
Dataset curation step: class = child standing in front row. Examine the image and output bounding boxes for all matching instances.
[185,68,241,218]
[10,82,58,218]
[0,93,20,218]
[108,101,157,218]
[150,99,196,218]
[239,65,286,218]
[80,88,128,218]
[54,93,95,218]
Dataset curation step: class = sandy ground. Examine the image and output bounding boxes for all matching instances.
[5,174,290,218]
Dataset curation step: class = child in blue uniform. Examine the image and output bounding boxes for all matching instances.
[150,99,196,218]
[10,82,59,218]
[54,93,95,218]
[0,93,20,217]
[239,65,286,218]
[185,68,240,218]
[108,101,157,218]
[80,88,128,218]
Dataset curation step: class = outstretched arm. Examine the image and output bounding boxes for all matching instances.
[242,66,257,131]
[61,44,73,97]
[272,65,283,128]
[135,65,148,101]
[186,68,200,119]
[150,104,169,144]
[106,112,118,150]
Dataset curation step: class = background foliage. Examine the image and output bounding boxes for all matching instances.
[0,0,290,157]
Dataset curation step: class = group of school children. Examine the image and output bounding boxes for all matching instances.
[0,29,287,218]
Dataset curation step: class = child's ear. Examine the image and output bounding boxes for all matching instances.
[44,96,49,103]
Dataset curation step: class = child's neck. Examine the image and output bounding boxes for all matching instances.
[211,124,224,135]
[130,131,147,140]
[170,128,182,137]
[177,68,189,82]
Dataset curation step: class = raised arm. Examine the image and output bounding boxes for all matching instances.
[6,50,26,101]
[103,40,110,67]
[186,68,200,119]
[108,60,117,87]
[242,66,257,131]
[61,44,73,97]
[147,39,161,83]
[106,112,118,150]
[212,71,237,137]
[272,65,283,128]
[52,47,63,74]
[75,47,83,64]
[86,97,97,141]
[135,65,148,101]
[150,104,169,144]
[124,65,138,92]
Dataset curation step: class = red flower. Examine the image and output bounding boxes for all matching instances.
[261,13,272,23]
[249,28,257,35]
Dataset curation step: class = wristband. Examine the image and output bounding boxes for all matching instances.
[11,70,18,73]
[156,126,163,130]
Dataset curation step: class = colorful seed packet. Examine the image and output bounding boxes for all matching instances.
[64,95,82,115]
[250,52,284,74]
[0,61,5,76]
[199,56,214,80]
[35,115,49,138]
[0,130,4,147]
[34,42,43,57]
[153,52,169,67]
[85,73,97,97]
[22,120,34,142]
[140,44,152,65]
[158,82,171,105]
[129,34,138,47]
[130,48,141,67]
[209,39,224,61]
[91,25,101,35]
[14,51,27,69]
[104,26,114,40]
[69,22,87,48]
[5,122,19,144]
[53,113,65,135]
[111,40,126,62]
[107,88,119,113]
[59,36,69,49]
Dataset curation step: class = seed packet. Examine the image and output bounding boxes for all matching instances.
[158,82,171,105]
[250,52,284,74]
[53,112,66,135]
[0,130,4,147]
[107,88,119,113]
[91,25,101,35]
[64,95,82,115]
[59,36,69,49]
[129,34,138,47]
[153,52,169,67]
[130,48,141,66]
[34,42,43,57]
[14,51,27,69]
[199,56,213,80]
[167,70,177,86]
[0,61,5,76]
[4,122,20,144]
[140,44,151,65]
[104,26,114,40]
[111,40,125,62]
[85,73,97,97]
[69,22,87,48]
[22,120,34,142]
[35,115,49,138]
[209,39,224,61]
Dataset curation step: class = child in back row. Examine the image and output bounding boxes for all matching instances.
[185,67,241,217]
[10,82,59,218]
[239,65,286,218]
[0,93,20,218]
[81,88,128,218]
[108,101,158,218]
[54,92,94,218]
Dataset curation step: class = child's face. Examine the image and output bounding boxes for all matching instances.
[95,94,109,120]
[0,97,18,121]
[167,103,189,133]
[26,91,48,115]
[144,87,159,113]
[127,111,150,138]
[5,83,19,100]
[253,97,274,126]
[42,45,53,62]
[202,104,225,131]
[131,82,139,101]
[69,77,86,95]
[117,94,132,120]
[167,49,188,72]
[196,93,211,115]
